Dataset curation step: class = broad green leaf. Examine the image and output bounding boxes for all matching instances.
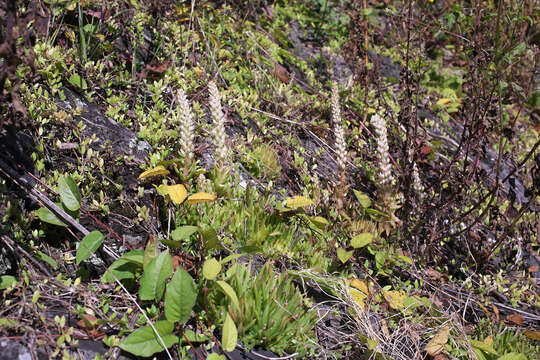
[118,320,178,357]
[470,339,498,355]
[68,73,87,89]
[216,281,240,309]
[76,230,104,265]
[308,216,329,229]
[120,250,144,265]
[199,227,218,250]
[351,233,373,248]
[167,184,187,204]
[186,192,217,204]
[497,353,527,360]
[221,312,237,352]
[35,207,68,227]
[0,275,17,290]
[285,195,313,208]
[138,165,170,180]
[337,248,353,263]
[164,268,197,323]
[101,250,143,283]
[57,176,81,211]
[353,189,371,208]
[139,251,173,302]
[202,258,221,280]
[171,226,198,241]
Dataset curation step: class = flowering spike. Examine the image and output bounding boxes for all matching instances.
[370,113,393,187]
[175,88,195,165]
[208,80,228,166]
[331,82,347,173]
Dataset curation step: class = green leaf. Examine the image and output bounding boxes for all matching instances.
[37,251,58,269]
[202,258,221,280]
[171,226,198,241]
[76,230,104,265]
[237,246,261,254]
[164,268,197,323]
[470,339,498,355]
[221,312,237,352]
[118,320,178,357]
[351,233,373,248]
[216,281,240,310]
[0,275,17,290]
[68,73,87,89]
[139,251,173,302]
[199,227,218,250]
[35,207,68,227]
[101,250,143,283]
[143,236,159,268]
[0,318,19,327]
[353,189,371,208]
[284,195,313,209]
[57,176,81,211]
[180,329,209,344]
[207,354,226,360]
[337,248,353,263]
[497,353,527,360]
[307,216,329,230]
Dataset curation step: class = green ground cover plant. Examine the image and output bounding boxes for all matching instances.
[0,0,538,359]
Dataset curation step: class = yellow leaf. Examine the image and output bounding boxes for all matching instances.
[350,288,367,309]
[424,325,450,356]
[138,165,170,180]
[186,192,217,204]
[348,279,369,310]
[285,196,313,209]
[436,98,452,106]
[349,278,369,294]
[167,184,187,204]
[193,66,204,77]
[524,330,540,341]
[383,290,406,310]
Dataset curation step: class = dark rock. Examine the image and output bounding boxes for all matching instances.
[57,88,151,165]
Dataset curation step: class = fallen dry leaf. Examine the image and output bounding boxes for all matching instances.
[425,268,445,281]
[492,304,499,323]
[433,354,449,360]
[528,265,539,273]
[524,330,540,341]
[272,64,290,84]
[505,313,523,326]
[424,325,450,356]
